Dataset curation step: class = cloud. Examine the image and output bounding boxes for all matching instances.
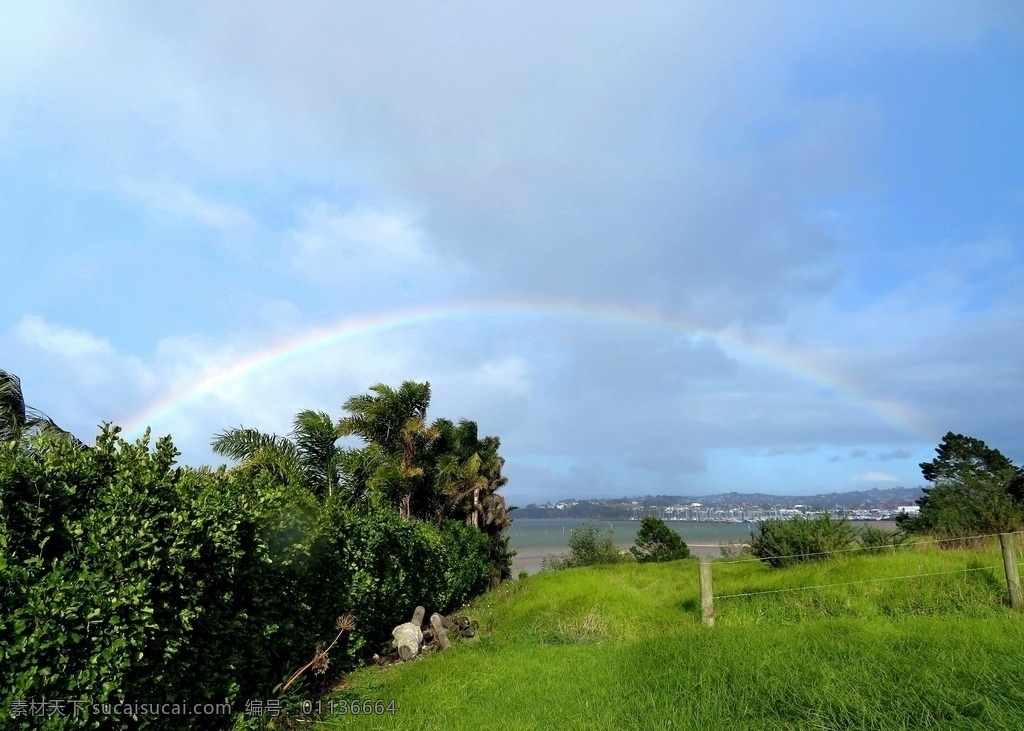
[12,316,156,431]
[15,315,154,389]
[627,449,708,477]
[851,471,898,483]
[876,449,912,461]
[2,4,1022,503]
[286,202,466,299]
[766,445,819,456]
[118,177,251,229]
[17,314,116,359]
[463,358,533,397]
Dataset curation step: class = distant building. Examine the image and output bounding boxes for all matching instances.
[897,505,920,515]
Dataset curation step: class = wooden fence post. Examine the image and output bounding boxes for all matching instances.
[699,558,714,627]
[999,533,1023,611]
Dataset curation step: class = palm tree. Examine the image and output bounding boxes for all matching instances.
[1,369,81,446]
[337,381,431,454]
[338,381,437,518]
[426,420,509,530]
[479,491,516,587]
[0,370,28,442]
[211,409,344,500]
[432,449,489,525]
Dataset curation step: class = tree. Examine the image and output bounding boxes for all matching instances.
[338,382,436,518]
[211,409,344,500]
[543,522,624,570]
[212,380,515,584]
[919,432,1015,483]
[630,516,691,563]
[1,369,82,446]
[426,419,508,528]
[899,432,1023,537]
[0,370,27,441]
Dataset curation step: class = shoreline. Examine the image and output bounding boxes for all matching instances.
[510,520,898,575]
[512,542,732,575]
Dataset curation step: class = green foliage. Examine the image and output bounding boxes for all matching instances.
[629,516,690,563]
[337,383,514,583]
[211,409,344,501]
[0,369,80,445]
[919,431,1015,483]
[543,522,627,570]
[858,524,907,553]
[749,513,858,567]
[335,545,1024,731]
[213,379,516,586]
[900,432,1023,538]
[0,424,492,730]
[318,499,491,667]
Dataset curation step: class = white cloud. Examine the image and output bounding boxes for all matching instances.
[118,177,251,228]
[465,358,532,396]
[17,314,116,359]
[2,4,1021,500]
[15,316,155,391]
[286,202,465,296]
[851,471,898,483]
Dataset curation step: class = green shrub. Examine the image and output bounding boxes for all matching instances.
[0,426,493,730]
[542,522,627,570]
[322,499,491,665]
[749,513,857,568]
[629,516,690,563]
[0,429,332,729]
[858,524,907,554]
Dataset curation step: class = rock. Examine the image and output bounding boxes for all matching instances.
[392,622,424,661]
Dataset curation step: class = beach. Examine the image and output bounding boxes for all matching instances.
[512,542,727,575]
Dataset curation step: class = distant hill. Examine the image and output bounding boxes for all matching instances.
[512,486,924,520]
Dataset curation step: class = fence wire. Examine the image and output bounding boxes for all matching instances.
[715,564,1004,600]
[717,529,1023,566]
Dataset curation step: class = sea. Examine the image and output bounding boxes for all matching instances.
[509,518,897,575]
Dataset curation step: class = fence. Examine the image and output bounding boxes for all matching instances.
[697,531,1024,627]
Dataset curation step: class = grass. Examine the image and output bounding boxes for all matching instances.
[315,537,1024,730]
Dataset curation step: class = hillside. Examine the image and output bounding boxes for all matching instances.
[514,486,925,519]
[320,538,1024,730]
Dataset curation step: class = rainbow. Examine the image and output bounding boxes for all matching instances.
[120,299,931,440]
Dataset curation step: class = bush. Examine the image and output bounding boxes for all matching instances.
[749,514,857,568]
[322,499,491,666]
[630,516,690,563]
[542,522,626,571]
[0,426,493,730]
[859,525,908,554]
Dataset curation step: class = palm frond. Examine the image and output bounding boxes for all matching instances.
[212,427,287,461]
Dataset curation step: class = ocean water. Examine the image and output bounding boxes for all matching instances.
[511,518,756,553]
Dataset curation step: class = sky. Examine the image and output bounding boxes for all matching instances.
[2,2,1023,506]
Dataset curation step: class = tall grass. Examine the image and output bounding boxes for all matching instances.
[317,540,1024,730]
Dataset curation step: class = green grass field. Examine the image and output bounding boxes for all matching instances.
[316,539,1024,730]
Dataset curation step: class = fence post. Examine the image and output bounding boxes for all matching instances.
[699,557,714,626]
[999,533,1023,611]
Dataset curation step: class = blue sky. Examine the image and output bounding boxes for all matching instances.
[2,2,1022,505]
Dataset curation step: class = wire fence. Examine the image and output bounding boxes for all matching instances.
[715,565,1003,600]
[718,530,1021,567]
[701,530,1023,615]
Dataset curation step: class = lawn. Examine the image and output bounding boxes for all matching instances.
[314,540,1024,730]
